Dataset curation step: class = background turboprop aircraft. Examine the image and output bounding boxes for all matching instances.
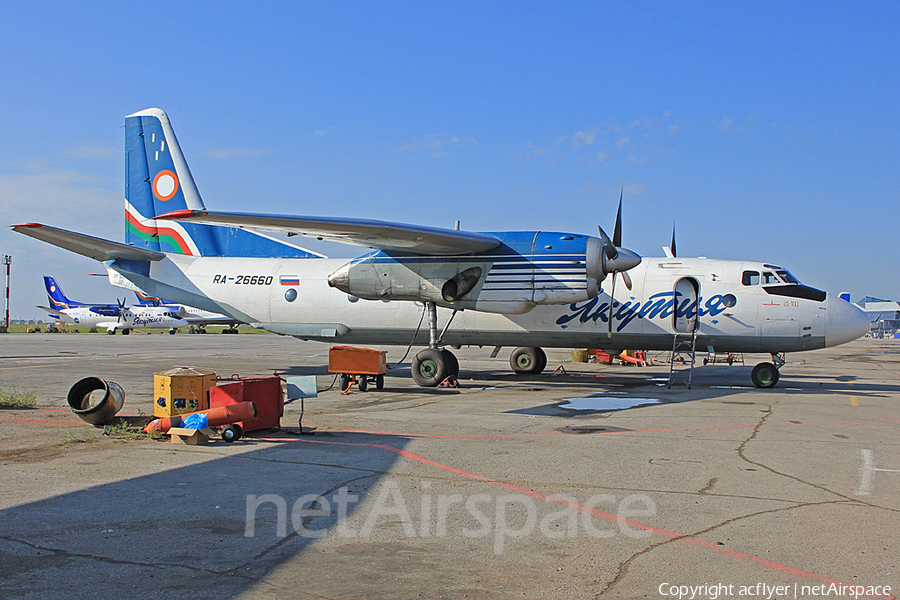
[39,275,189,335]
[134,290,244,333]
[14,109,870,387]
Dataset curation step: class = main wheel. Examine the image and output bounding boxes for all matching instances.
[122,329,130,335]
[375,374,384,390]
[358,375,368,392]
[339,373,351,392]
[411,348,449,387]
[440,349,459,377]
[510,347,544,375]
[751,362,780,388]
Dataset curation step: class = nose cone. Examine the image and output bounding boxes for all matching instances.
[605,247,642,274]
[825,294,871,347]
[327,264,350,292]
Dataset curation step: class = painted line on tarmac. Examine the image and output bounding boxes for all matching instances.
[338,418,900,439]
[0,416,82,426]
[258,433,896,599]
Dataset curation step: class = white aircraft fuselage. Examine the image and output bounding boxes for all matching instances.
[108,253,868,354]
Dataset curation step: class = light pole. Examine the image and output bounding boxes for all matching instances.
[3,255,10,331]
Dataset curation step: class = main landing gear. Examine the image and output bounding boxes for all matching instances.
[407,303,550,386]
[411,303,461,387]
[509,346,547,375]
[751,352,785,388]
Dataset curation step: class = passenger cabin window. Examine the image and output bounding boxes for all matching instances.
[742,271,759,286]
[762,272,781,285]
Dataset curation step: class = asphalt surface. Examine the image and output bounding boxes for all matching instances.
[0,332,898,600]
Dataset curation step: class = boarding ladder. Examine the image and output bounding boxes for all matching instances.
[667,330,698,389]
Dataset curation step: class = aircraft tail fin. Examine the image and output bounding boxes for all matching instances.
[44,276,80,310]
[123,108,318,258]
[135,290,162,307]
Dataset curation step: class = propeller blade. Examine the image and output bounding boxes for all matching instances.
[613,188,623,248]
[607,274,617,337]
[670,222,677,258]
[597,226,618,260]
[622,270,633,291]
[117,298,126,323]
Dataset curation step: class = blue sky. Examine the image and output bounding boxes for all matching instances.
[1,2,898,319]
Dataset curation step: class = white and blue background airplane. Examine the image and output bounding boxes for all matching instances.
[133,290,244,333]
[13,109,870,387]
[39,274,189,334]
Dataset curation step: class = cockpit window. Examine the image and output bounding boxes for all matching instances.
[776,270,800,284]
[742,270,759,286]
[762,271,781,285]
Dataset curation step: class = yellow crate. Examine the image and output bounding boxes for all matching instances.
[154,367,217,418]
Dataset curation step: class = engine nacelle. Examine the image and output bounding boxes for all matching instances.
[325,232,634,315]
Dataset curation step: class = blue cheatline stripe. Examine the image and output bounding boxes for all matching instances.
[369,254,587,265]
[483,285,588,290]
[485,276,587,282]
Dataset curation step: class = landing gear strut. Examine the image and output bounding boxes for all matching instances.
[411,303,460,387]
[751,352,784,388]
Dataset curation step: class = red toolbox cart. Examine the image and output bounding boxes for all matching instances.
[208,375,283,432]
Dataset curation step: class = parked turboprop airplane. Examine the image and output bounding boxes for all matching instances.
[39,275,189,335]
[14,109,869,387]
[134,290,244,333]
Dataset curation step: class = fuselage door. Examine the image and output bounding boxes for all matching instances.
[673,277,699,333]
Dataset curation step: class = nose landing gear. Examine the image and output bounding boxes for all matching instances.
[751,352,785,388]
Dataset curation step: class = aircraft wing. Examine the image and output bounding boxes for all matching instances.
[157,210,501,256]
[12,223,165,262]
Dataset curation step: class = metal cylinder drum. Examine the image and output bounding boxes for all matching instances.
[67,377,126,426]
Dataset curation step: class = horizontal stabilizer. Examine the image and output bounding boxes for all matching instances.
[157,210,501,256]
[12,223,165,262]
[37,305,66,318]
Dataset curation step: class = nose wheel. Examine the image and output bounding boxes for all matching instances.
[751,353,784,388]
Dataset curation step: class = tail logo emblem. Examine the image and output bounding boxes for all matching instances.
[153,170,180,201]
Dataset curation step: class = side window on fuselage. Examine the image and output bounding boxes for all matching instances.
[742,270,760,286]
[762,271,781,285]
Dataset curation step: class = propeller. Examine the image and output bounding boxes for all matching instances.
[117,298,127,326]
[601,190,641,336]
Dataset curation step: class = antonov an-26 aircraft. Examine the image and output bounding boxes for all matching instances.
[13,108,870,388]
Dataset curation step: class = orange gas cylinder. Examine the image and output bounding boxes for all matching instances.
[144,401,257,434]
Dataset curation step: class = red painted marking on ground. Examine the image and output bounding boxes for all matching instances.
[0,416,81,426]
[257,433,897,598]
[338,419,900,439]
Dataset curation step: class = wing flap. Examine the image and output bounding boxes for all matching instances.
[12,224,166,262]
[157,210,500,256]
